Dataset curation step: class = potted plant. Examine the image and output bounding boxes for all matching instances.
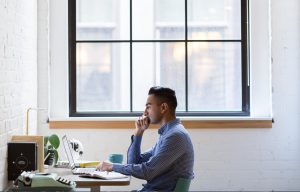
[44,134,60,165]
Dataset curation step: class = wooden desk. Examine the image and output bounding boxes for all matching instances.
[48,167,130,192]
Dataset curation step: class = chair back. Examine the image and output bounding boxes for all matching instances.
[174,178,191,192]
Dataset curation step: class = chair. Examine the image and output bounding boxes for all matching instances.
[174,178,191,192]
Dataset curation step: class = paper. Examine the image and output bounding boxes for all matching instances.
[80,171,128,180]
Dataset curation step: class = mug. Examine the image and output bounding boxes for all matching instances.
[109,153,123,164]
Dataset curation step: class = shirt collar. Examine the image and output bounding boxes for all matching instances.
[158,118,181,135]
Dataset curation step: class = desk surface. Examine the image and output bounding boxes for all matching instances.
[48,167,130,187]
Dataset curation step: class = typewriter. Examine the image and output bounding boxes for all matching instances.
[12,171,76,191]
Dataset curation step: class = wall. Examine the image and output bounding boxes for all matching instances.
[270,0,300,188]
[0,0,38,190]
[37,0,49,135]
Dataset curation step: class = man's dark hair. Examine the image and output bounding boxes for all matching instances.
[148,86,177,112]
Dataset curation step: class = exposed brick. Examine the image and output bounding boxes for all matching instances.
[0,121,5,134]
[0,96,4,106]
[0,134,7,148]
[0,0,37,190]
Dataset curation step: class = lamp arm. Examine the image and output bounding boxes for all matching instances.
[25,107,47,136]
[25,107,32,136]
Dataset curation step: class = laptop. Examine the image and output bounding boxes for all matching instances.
[62,135,96,175]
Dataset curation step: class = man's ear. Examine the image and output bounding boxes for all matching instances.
[161,103,168,113]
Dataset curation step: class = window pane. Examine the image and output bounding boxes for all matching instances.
[132,43,186,111]
[132,0,185,40]
[188,42,242,111]
[76,43,130,111]
[71,0,248,116]
[188,0,241,40]
[76,0,130,40]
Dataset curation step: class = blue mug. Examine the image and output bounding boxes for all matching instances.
[109,153,123,164]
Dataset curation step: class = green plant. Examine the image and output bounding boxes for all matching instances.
[44,134,60,165]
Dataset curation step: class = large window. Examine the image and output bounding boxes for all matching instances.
[69,0,249,117]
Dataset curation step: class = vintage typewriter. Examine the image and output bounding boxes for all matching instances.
[11,171,76,191]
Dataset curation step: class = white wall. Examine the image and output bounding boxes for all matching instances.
[0,0,38,190]
[37,0,50,135]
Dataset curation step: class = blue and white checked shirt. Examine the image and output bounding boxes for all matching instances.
[113,118,194,191]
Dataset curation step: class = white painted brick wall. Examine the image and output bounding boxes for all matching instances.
[0,0,37,190]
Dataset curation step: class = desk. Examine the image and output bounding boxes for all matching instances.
[48,167,130,192]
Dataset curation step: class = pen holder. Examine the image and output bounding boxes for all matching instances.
[109,154,123,164]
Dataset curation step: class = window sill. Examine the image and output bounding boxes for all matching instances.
[49,117,272,129]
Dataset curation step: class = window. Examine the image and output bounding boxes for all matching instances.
[68,0,249,117]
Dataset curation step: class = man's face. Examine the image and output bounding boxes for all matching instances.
[144,94,163,124]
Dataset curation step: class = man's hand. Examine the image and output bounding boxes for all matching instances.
[96,161,113,172]
[134,115,150,136]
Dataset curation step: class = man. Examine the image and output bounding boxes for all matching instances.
[97,86,194,191]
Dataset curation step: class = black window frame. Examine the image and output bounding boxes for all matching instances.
[68,0,250,117]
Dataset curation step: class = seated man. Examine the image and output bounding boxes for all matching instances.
[97,86,194,191]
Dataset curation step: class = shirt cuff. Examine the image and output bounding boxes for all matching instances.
[112,163,123,172]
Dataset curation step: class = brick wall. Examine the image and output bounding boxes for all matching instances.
[0,0,37,190]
